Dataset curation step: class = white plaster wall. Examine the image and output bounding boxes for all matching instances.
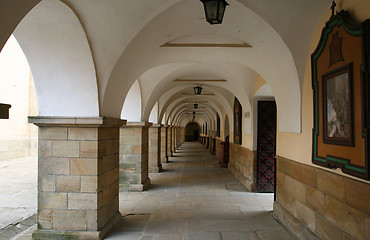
[14,0,99,117]
[149,101,159,124]
[121,80,142,122]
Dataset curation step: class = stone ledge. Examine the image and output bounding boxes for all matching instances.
[150,124,162,128]
[28,117,126,128]
[119,178,151,192]
[273,201,319,240]
[123,122,153,128]
[149,165,163,173]
[32,212,121,240]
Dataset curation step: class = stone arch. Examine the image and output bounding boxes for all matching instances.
[121,80,142,122]
[14,0,99,117]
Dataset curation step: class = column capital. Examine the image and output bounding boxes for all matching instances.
[150,124,162,128]
[28,116,126,128]
[123,121,152,128]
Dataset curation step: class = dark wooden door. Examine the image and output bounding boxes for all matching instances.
[257,101,277,193]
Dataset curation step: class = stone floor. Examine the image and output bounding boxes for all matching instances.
[107,142,296,240]
[5,142,296,240]
[0,156,37,240]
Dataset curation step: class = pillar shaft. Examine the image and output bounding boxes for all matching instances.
[119,122,151,191]
[149,124,162,173]
[167,126,172,158]
[160,126,168,163]
[29,117,124,240]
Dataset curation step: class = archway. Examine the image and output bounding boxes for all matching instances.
[185,122,200,142]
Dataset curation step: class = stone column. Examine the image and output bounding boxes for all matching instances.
[119,122,151,191]
[160,126,168,163]
[167,126,172,158]
[29,117,124,240]
[148,124,162,173]
[171,127,176,153]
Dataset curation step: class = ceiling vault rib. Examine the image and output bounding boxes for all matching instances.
[160,43,251,48]
[174,79,227,82]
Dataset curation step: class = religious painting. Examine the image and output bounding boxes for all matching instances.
[234,97,242,145]
[322,63,353,146]
[311,9,370,180]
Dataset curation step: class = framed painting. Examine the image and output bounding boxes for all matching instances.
[322,63,353,146]
[311,10,370,180]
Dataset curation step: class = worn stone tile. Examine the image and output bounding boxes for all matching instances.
[316,169,345,201]
[256,230,295,240]
[325,196,365,240]
[301,164,316,188]
[52,210,86,231]
[68,128,98,141]
[70,158,97,175]
[186,232,220,240]
[56,175,80,192]
[39,127,67,140]
[315,214,341,240]
[53,140,79,157]
[306,185,325,215]
[81,176,98,193]
[344,177,370,215]
[68,193,97,210]
[38,192,67,209]
[221,232,258,240]
[284,175,306,204]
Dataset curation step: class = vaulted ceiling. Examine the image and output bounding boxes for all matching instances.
[1,0,332,133]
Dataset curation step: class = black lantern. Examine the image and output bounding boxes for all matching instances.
[200,0,229,25]
[194,103,199,109]
[193,85,203,95]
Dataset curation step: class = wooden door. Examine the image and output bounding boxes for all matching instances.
[257,101,277,193]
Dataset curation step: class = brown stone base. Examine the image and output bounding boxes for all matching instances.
[273,202,318,240]
[149,164,162,173]
[119,178,151,192]
[32,212,122,240]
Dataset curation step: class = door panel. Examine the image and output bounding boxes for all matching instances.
[257,101,277,193]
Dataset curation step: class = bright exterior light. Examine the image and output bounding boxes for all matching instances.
[200,0,228,25]
[193,85,203,95]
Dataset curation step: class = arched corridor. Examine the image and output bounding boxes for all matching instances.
[1,1,370,240]
[108,142,291,240]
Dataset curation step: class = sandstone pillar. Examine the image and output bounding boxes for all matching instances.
[171,127,176,153]
[148,124,162,173]
[167,126,172,158]
[29,117,124,240]
[119,122,151,191]
[160,126,168,163]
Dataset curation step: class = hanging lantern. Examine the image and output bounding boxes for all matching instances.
[193,85,203,95]
[194,103,199,109]
[200,0,229,25]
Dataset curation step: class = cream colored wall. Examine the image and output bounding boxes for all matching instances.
[0,35,38,159]
[277,0,370,182]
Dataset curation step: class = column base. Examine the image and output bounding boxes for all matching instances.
[119,178,151,192]
[32,212,122,240]
[149,164,162,173]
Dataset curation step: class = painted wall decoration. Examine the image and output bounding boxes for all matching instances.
[234,97,242,145]
[311,9,370,179]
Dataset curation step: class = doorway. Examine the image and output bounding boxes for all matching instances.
[256,101,277,194]
[185,122,200,141]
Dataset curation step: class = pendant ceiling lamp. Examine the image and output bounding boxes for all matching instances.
[193,85,203,95]
[200,0,229,25]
